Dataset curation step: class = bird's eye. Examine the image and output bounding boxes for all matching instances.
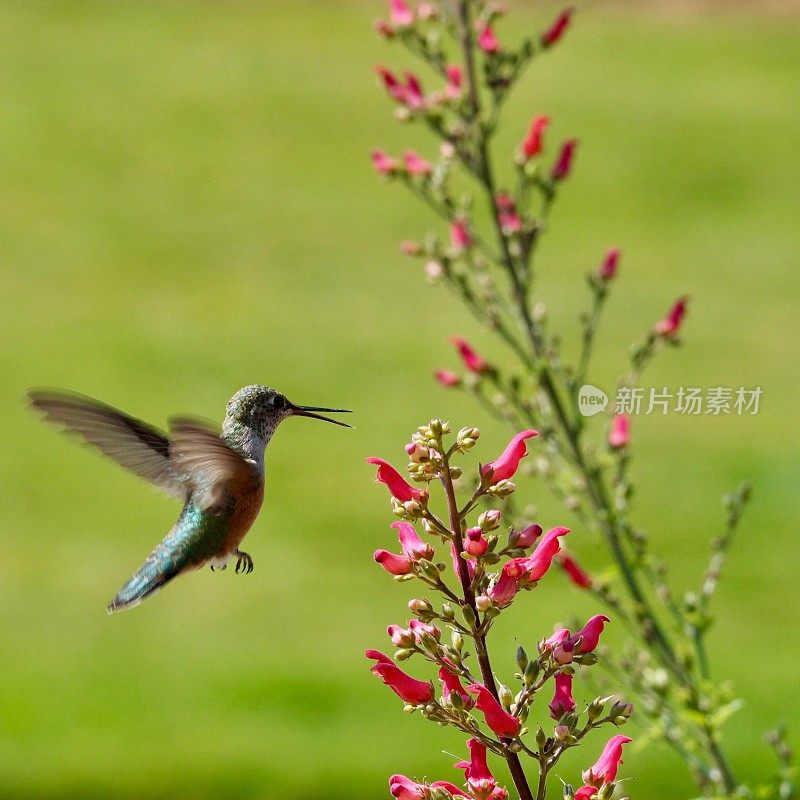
[268,394,287,410]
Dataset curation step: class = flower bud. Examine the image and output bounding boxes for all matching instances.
[487,479,516,497]
[475,594,492,612]
[452,631,464,652]
[516,646,529,672]
[478,509,501,531]
[441,603,455,621]
[499,683,514,710]
[457,426,481,450]
[408,598,433,615]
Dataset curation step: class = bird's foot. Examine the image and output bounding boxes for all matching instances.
[235,551,254,574]
[210,562,227,572]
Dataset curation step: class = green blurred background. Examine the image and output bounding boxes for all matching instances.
[1,1,798,798]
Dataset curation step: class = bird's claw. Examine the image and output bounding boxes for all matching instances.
[235,551,254,574]
[210,562,227,572]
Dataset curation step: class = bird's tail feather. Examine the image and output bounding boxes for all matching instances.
[107,557,182,614]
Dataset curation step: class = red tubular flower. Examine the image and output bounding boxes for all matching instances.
[599,247,620,280]
[522,526,570,581]
[450,541,476,581]
[389,774,424,800]
[549,672,576,718]
[465,527,489,557]
[557,551,593,589]
[403,150,432,175]
[435,369,461,387]
[374,549,413,575]
[551,139,578,180]
[477,23,500,53]
[487,559,526,608]
[389,0,413,26]
[455,739,499,796]
[371,149,399,175]
[392,521,434,561]
[511,523,543,549]
[450,218,473,251]
[375,66,405,101]
[366,457,422,502]
[495,193,522,234]
[541,8,573,47]
[445,64,463,99]
[608,414,630,449]
[451,336,488,373]
[572,614,609,654]
[655,296,689,336]
[582,735,632,786]
[403,72,425,108]
[521,115,550,160]
[466,684,522,737]
[389,775,469,799]
[438,666,475,709]
[543,627,574,665]
[574,787,597,800]
[366,650,434,705]
[481,429,538,482]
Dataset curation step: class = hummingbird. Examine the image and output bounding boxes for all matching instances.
[28,385,351,613]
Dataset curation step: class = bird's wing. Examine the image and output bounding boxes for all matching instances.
[28,389,187,500]
[168,417,262,514]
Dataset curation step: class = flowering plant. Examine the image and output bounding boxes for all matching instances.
[367,1,794,798]
[367,423,632,800]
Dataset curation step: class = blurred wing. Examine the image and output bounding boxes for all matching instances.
[168,417,261,514]
[28,389,187,500]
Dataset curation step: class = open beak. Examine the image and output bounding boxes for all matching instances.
[290,403,353,428]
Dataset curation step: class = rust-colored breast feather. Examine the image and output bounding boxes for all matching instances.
[223,480,265,554]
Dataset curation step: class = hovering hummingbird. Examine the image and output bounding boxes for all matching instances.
[28,385,351,613]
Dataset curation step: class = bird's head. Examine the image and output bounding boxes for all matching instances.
[225,385,351,440]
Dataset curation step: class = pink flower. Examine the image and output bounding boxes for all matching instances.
[374,66,425,108]
[574,787,597,800]
[455,739,500,796]
[482,429,538,482]
[582,735,632,786]
[374,550,413,575]
[549,672,576,718]
[551,139,578,180]
[557,551,593,589]
[403,150,432,175]
[451,336,489,373]
[445,64,463,99]
[438,666,475,709]
[466,684,521,737]
[572,614,609,654]
[371,149,399,175]
[451,541,476,581]
[375,66,405,101]
[521,115,550,160]
[389,0,413,26]
[366,650,434,705]
[387,623,415,648]
[403,72,425,108]
[511,523,543,549]
[450,218,473,251]
[392,521,434,560]
[477,23,500,53]
[495,193,522,234]
[389,774,424,800]
[544,627,575,665]
[599,247,620,280]
[608,414,630,449]
[435,370,461,387]
[366,457,423,502]
[542,8,573,47]
[487,559,526,607]
[465,527,489,557]
[522,526,570,581]
[655,296,689,336]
